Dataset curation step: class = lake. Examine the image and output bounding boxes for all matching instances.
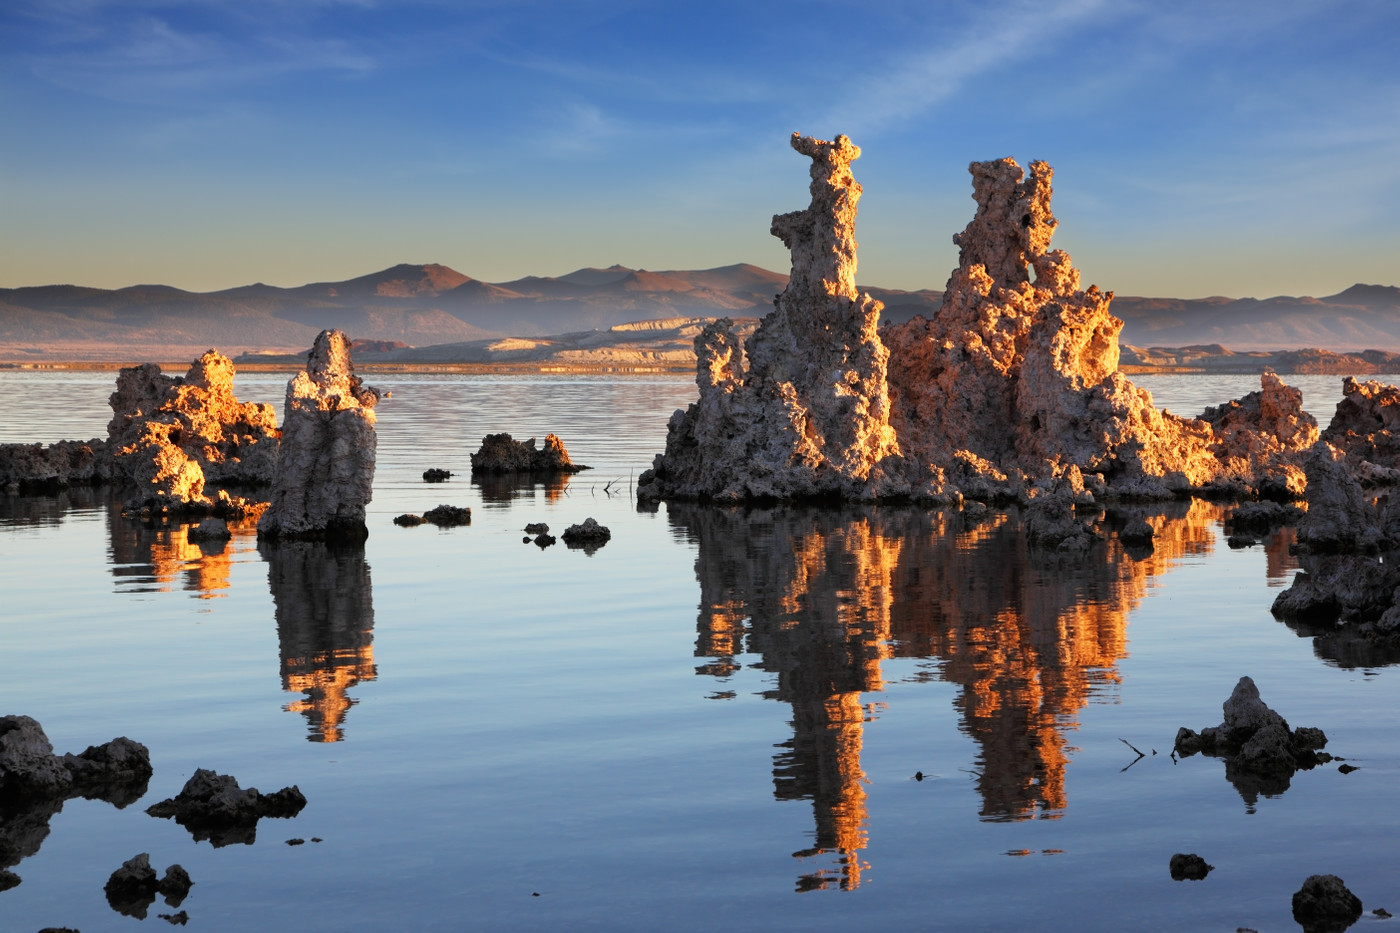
[2,369,1398,931]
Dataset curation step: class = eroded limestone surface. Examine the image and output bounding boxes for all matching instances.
[108,352,279,511]
[639,134,902,501]
[640,137,1315,503]
[469,433,585,474]
[258,330,379,541]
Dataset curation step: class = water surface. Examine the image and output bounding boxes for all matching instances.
[2,371,1398,931]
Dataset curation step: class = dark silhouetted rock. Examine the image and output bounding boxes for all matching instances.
[146,768,306,847]
[0,715,72,802]
[393,513,427,526]
[104,852,159,919]
[562,518,611,553]
[1292,874,1362,932]
[470,433,586,474]
[1169,853,1213,881]
[158,863,193,905]
[533,533,556,548]
[1174,677,1328,808]
[422,504,472,527]
[422,468,452,482]
[524,522,549,534]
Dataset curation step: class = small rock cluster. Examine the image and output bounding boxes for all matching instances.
[146,768,306,847]
[395,505,472,528]
[103,853,192,920]
[1174,677,1330,805]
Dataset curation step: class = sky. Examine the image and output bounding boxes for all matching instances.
[1,0,1397,298]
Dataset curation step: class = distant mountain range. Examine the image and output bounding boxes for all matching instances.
[1,262,1397,363]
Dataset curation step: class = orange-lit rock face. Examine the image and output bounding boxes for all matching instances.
[676,500,1221,886]
[261,539,376,742]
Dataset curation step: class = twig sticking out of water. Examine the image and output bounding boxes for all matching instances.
[1118,737,1146,772]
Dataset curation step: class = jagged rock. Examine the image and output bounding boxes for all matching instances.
[641,137,1311,504]
[1169,853,1213,881]
[422,504,471,527]
[1292,874,1363,931]
[393,513,427,527]
[1174,677,1328,807]
[1271,555,1395,625]
[0,869,19,891]
[160,910,190,925]
[533,533,556,548]
[524,522,549,534]
[469,433,586,474]
[639,133,903,501]
[258,330,379,542]
[146,768,306,847]
[0,716,72,802]
[106,352,280,512]
[1323,377,1400,471]
[422,468,453,482]
[0,439,110,491]
[1296,442,1383,553]
[187,517,231,541]
[59,736,154,805]
[562,518,611,553]
[104,852,160,919]
[1200,371,1317,498]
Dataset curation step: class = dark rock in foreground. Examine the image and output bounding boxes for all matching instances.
[1292,874,1362,932]
[422,504,472,527]
[103,853,194,920]
[146,768,306,847]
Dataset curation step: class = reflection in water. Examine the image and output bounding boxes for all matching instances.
[260,541,376,742]
[470,473,572,507]
[672,500,1222,890]
[106,499,254,599]
[0,487,101,528]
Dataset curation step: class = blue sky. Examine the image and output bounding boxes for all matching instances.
[2,0,1397,297]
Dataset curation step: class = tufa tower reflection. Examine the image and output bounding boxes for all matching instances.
[673,500,1221,889]
[260,540,377,742]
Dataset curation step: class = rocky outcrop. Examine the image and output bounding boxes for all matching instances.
[1169,853,1213,881]
[1322,376,1400,470]
[257,330,379,541]
[1,717,152,887]
[469,433,585,474]
[106,351,279,511]
[1292,874,1363,932]
[103,853,192,920]
[1173,677,1330,807]
[0,439,110,492]
[1,716,152,805]
[561,517,611,553]
[639,134,903,501]
[641,136,1311,504]
[1199,371,1317,498]
[146,768,306,847]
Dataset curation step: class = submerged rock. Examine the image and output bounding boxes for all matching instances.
[146,768,306,847]
[422,468,453,482]
[258,330,379,542]
[1168,853,1213,881]
[562,518,611,553]
[469,433,586,474]
[422,504,472,527]
[1292,874,1363,932]
[1174,677,1328,807]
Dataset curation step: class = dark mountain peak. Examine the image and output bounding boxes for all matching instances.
[1324,284,1400,308]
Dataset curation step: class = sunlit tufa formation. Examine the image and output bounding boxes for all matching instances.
[638,134,902,501]
[641,137,1318,503]
[258,330,380,541]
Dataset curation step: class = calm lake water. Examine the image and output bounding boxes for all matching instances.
[2,370,1399,931]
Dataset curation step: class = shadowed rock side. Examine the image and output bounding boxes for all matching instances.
[639,134,902,501]
[258,330,379,541]
[261,540,376,743]
[672,498,1219,888]
[641,139,1316,503]
[1,716,153,887]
